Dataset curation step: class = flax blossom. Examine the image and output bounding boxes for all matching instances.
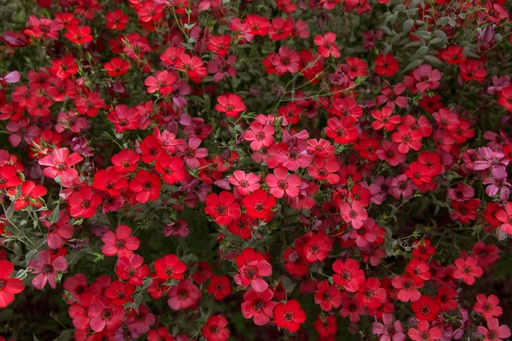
[38,147,83,182]
[29,250,68,290]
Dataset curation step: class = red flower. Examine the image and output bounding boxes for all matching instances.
[39,210,74,249]
[129,170,162,204]
[67,186,102,218]
[332,258,365,292]
[234,248,272,292]
[101,225,140,258]
[104,280,136,306]
[104,57,130,77]
[202,315,230,341]
[111,149,140,173]
[204,191,241,226]
[105,9,129,30]
[0,260,24,308]
[115,254,149,285]
[155,154,186,185]
[374,53,399,77]
[215,93,246,117]
[241,288,276,325]
[314,32,340,58]
[207,275,232,300]
[154,254,187,280]
[64,25,93,44]
[411,295,441,321]
[314,280,342,311]
[92,168,128,196]
[408,320,442,341]
[38,147,83,183]
[273,299,306,332]
[324,117,358,145]
[242,189,276,220]
[88,298,124,332]
[355,277,386,309]
[107,104,140,133]
[145,70,177,95]
[391,274,423,302]
[8,180,46,210]
[24,16,63,39]
[208,34,231,56]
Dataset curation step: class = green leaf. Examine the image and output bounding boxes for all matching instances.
[410,46,429,60]
[403,19,414,33]
[424,55,444,68]
[403,59,424,73]
[49,205,60,223]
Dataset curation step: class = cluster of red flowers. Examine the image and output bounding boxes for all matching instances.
[1,0,512,340]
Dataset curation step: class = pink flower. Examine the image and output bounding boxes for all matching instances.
[242,121,275,151]
[477,318,511,341]
[340,201,368,229]
[372,313,406,341]
[229,170,261,195]
[265,167,301,198]
[38,147,83,182]
[452,256,483,285]
[101,224,140,258]
[408,320,442,341]
[29,250,68,290]
[167,279,201,310]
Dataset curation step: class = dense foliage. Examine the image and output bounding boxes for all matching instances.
[1,0,512,340]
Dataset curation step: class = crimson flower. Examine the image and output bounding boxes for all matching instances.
[355,277,387,309]
[215,93,246,117]
[202,315,230,341]
[101,225,140,258]
[92,168,128,196]
[234,248,272,292]
[129,170,162,204]
[0,260,24,308]
[38,147,83,183]
[154,254,187,280]
[64,25,93,44]
[411,295,441,321]
[104,57,131,77]
[314,280,342,312]
[67,186,102,218]
[313,32,340,58]
[332,258,365,292]
[8,180,47,210]
[407,320,442,341]
[273,299,306,333]
[88,298,124,332]
[241,288,277,326]
[242,189,276,220]
[115,254,149,285]
[145,70,177,95]
[207,275,232,300]
[204,191,241,226]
